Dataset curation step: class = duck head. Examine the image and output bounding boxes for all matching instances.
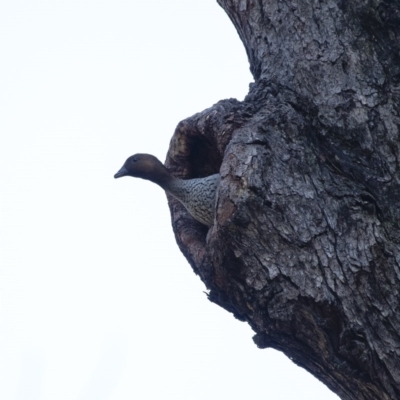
[114,153,171,186]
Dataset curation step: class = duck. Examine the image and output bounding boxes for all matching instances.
[114,153,220,227]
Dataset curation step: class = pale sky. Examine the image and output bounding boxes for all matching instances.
[0,0,339,399]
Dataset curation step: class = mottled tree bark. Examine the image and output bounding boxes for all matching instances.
[165,1,400,399]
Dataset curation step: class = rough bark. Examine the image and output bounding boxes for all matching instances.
[165,1,400,399]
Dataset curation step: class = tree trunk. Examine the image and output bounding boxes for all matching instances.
[165,1,400,399]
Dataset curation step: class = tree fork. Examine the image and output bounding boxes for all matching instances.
[165,1,400,399]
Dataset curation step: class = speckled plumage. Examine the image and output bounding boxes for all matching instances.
[114,153,219,227]
[166,173,220,227]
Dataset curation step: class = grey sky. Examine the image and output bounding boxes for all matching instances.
[0,0,339,399]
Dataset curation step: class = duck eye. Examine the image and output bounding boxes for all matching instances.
[132,158,137,163]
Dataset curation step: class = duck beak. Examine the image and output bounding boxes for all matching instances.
[114,165,128,179]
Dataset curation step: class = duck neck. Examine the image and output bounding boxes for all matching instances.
[147,167,178,191]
